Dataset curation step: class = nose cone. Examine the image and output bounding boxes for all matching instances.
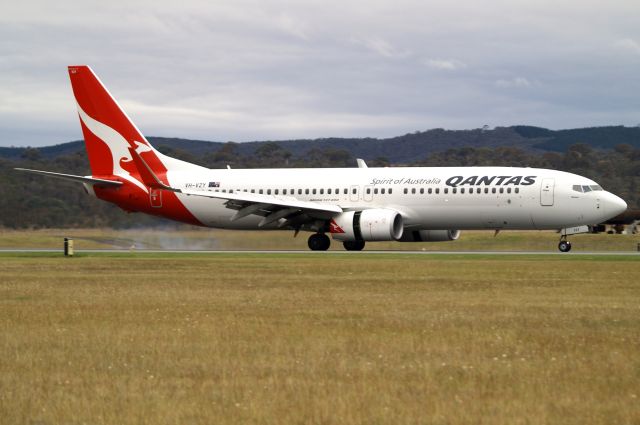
[605,193,627,217]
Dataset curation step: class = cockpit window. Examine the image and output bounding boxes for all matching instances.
[573,184,603,193]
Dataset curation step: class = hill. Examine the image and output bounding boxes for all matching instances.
[2,125,639,165]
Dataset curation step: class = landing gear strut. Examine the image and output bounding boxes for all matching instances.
[558,236,572,253]
[343,240,365,251]
[308,233,331,251]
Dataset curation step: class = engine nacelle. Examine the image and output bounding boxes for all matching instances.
[399,229,461,242]
[330,209,404,241]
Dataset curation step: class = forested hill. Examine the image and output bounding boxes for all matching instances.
[2,125,640,164]
[1,129,639,228]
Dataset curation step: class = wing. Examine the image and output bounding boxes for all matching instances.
[180,189,343,227]
[126,147,342,227]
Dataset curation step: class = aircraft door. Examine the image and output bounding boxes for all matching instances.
[350,185,359,202]
[150,189,162,208]
[540,178,554,206]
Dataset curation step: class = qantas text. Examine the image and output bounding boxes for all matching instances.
[445,175,537,187]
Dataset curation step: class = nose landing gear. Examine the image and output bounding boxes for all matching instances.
[558,236,572,252]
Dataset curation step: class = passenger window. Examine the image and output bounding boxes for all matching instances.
[259,189,263,194]
[499,188,504,194]
[461,188,465,194]
[251,189,255,193]
[420,188,424,194]
[320,189,324,194]
[344,188,348,194]
[327,189,332,194]
[404,188,408,194]
[484,188,489,194]
[492,188,496,194]
[267,189,271,195]
[336,188,339,194]
[389,188,392,194]
[373,188,378,194]
[298,189,302,195]
[274,189,279,195]
[507,188,511,194]
[515,188,520,194]
[452,188,457,194]
[468,188,473,194]
[283,189,287,195]
[428,188,433,194]
[381,188,386,194]
[305,189,309,195]
[352,188,356,194]
[411,188,416,194]
[312,189,317,195]
[444,188,448,194]
[436,188,440,194]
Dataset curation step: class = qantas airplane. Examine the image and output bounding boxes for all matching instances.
[16,66,627,252]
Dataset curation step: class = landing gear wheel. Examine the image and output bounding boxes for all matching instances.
[343,240,365,251]
[558,240,572,252]
[308,233,330,251]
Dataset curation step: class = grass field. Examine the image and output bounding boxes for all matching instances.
[0,227,638,251]
[0,252,638,424]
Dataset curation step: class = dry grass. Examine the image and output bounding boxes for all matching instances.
[0,253,639,424]
[0,227,638,251]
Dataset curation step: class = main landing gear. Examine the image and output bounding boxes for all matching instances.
[308,233,331,251]
[558,236,572,253]
[343,240,365,251]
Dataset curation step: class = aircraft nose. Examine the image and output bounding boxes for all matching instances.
[605,193,627,217]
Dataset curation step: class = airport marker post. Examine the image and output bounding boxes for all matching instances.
[64,237,74,257]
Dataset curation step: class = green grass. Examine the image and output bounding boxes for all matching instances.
[0,252,639,424]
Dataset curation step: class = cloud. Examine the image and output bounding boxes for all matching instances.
[351,37,411,59]
[1,0,640,146]
[495,77,533,88]
[613,38,640,55]
[424,59,467,70]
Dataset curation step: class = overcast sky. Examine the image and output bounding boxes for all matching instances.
[2,0,639,147]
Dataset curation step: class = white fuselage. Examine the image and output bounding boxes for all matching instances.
[164,166,626,231]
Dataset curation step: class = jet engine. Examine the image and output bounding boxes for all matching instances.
[330,209,404,241]
[399,229,461,242]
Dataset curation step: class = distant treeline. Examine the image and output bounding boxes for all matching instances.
[1,141,638,229]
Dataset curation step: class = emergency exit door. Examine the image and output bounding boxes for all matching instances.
[540,178,554,206]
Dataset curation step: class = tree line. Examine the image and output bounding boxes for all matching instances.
[1,142,637,229]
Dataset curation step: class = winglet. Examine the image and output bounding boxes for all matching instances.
[356,158,368,168]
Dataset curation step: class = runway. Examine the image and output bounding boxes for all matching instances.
[1,248,638,256]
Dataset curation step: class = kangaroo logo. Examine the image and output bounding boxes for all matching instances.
[77,103,152,193]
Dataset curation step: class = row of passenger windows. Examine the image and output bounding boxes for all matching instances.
[403,187,520,195]
[211,186,519,196]
[214,188,359,195]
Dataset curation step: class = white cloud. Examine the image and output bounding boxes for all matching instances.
[613,38,640,55]
[495,77,532,88]
[424,59,467,70]
[351,37,411,59]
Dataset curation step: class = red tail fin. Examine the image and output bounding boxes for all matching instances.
[68,66,168,184]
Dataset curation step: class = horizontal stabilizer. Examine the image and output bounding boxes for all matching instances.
[14,168,122,187]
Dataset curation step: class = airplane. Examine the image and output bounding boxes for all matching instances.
[16,65,628,252]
